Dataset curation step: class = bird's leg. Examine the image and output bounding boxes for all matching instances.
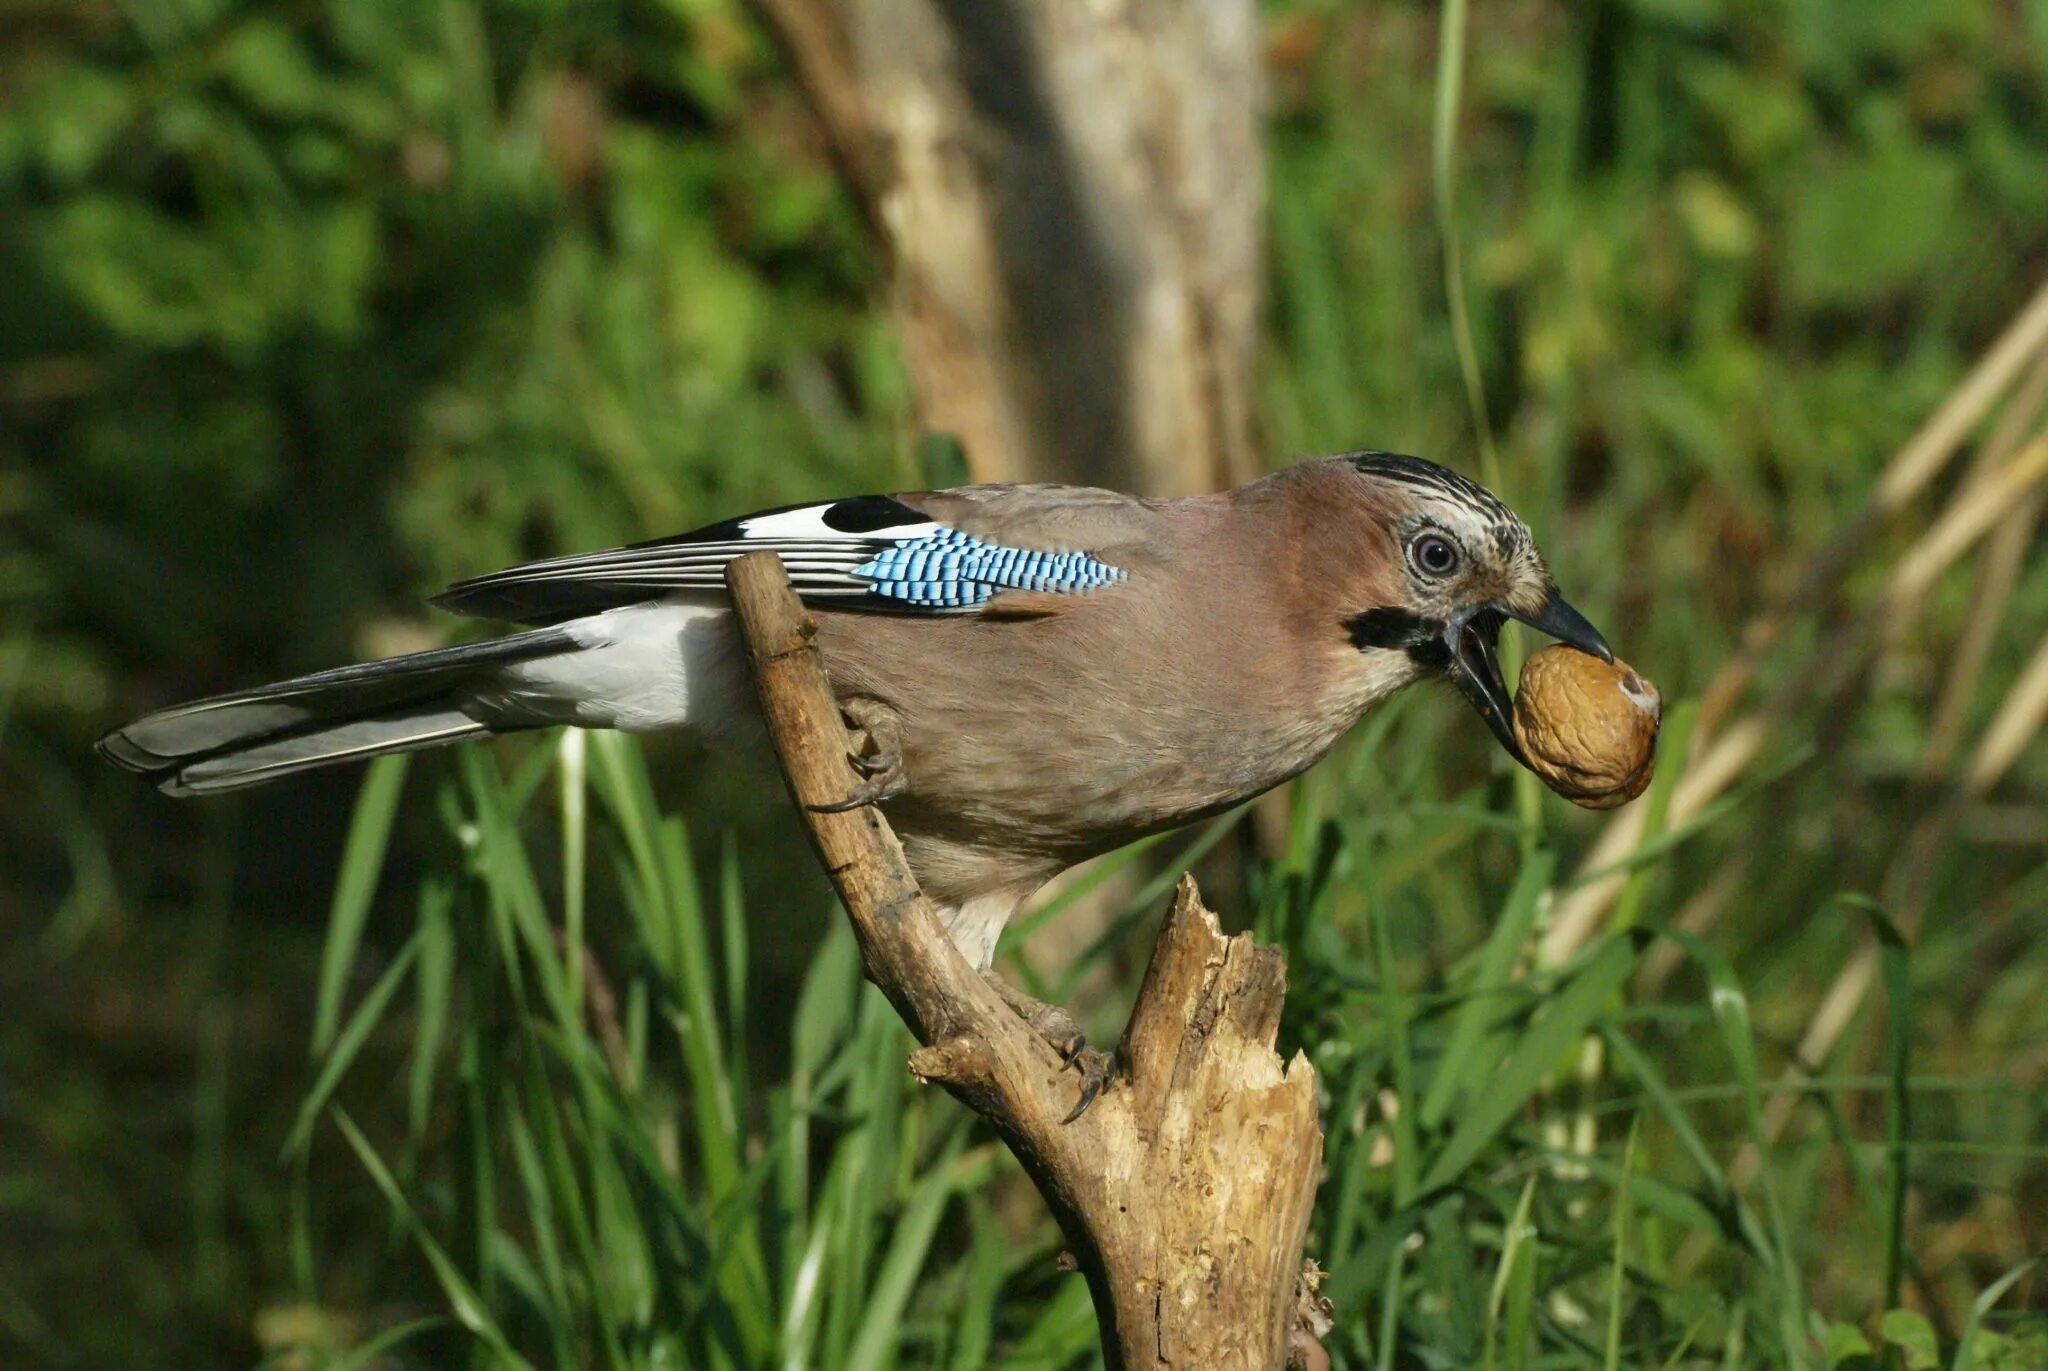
[980,970,1116,1123]
[811,695,908,813]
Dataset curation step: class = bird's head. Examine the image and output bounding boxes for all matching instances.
[1327,452,1611,769]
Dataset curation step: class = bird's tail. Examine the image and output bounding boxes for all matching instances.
[98,625,581,796]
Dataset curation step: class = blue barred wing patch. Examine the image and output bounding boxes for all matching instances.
[853,527,1126,608]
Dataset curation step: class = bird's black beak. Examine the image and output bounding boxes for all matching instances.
[1445,609,1523,764]
[1508,590,1612,665]
[1443,590,1612,768]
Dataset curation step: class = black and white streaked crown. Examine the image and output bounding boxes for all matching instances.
[1346,451,1529,548]
[1346,451,1514,520]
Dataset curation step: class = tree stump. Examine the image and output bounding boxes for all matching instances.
[724,551,1325,1369]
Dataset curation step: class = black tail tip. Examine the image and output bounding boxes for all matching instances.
[95,724,191,794]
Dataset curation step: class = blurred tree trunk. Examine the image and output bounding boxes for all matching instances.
[754,0,1265,495]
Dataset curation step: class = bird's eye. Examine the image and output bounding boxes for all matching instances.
[1410,533,1461,578]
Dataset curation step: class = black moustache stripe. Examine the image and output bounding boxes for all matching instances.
[1346,607,1442,651]
[1346,606,1456,671]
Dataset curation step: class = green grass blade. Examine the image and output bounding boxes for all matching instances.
[1607,703,1696,935]
[822,994,909,1365]
[319,1317,450,1370]
[1863,899,1912,1315]
[783,919,859,1309]
[1952,1258,2040,1370]
[1006,806,1243,946]
[948,1196,1006,1371]
[1600,1022,1771,1258]
[1421,851,1557,1129]
[1370,893,1421,1206]
[1605,1119,1640,1371]
[460,748,575,1021]
[1545,1150,1724,1239]
[313,755,409,1054]
[655,813,742,1178]
[1490,1172,1540,1368]
[331,1109,537,1371]
[285,932,421,1158]
[503,1115,578,1368]
[720,829,750,1121]
[409,879,455,1142]
[1042,807,1249,1002]
[1675,927,1810,1367]
[513,1038,632,1371]
[1008,1276,1099,1366]
[1421,932,1646,1194]
[1431,0,1498,489]
[1482,1177,1537,1371]
[778,1188,836,1371]
[1375,1239,1407,1371]
[843,1132,968,1371]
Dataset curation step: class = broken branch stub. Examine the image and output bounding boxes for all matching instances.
[724,552,1326,1370]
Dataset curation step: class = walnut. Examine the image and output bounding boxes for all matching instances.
[1511,646,1661,810]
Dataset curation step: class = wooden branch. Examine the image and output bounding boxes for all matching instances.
[725,551,1325,1370]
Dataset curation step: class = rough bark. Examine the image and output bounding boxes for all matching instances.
[753,0,1264,496]
[725,551,1323,1369]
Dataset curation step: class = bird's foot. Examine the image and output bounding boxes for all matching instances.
[981,970,1117,1123]
[1059,1044,1115,1125]
[811,696,907,812]
[809,769,905,813]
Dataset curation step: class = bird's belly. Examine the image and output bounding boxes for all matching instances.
[810,602,1392,900]
[888,696,1348,862]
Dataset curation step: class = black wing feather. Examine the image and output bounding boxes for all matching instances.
[432,497,935,624]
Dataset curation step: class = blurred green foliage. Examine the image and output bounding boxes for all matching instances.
[4,0,896,713]
[4,0,2048,1366]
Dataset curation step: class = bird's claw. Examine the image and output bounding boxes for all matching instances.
[809,770,905,812]
[979,969,1117,1123]
[812,696,906,812]
[1061,1044,1115,1124]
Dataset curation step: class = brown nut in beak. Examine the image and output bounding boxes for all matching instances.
[1511,646,1661,810]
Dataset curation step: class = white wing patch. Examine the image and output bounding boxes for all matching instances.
[737,505,935,542]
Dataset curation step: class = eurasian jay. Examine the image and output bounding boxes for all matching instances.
[101,451,1609,974]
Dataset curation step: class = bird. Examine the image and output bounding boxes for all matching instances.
[101,451,1608,1102]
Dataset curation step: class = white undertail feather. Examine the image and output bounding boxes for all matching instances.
[939,894,1016,972]
[472,602,753,736]
[99,600,756,795]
